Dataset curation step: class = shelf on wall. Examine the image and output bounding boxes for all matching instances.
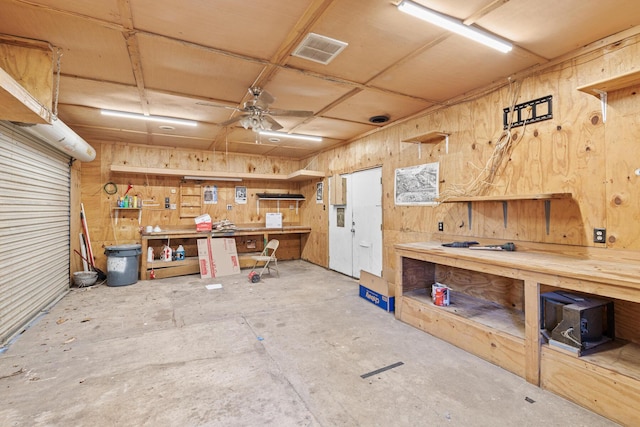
[439,193,573,234]
[577,69,640,94]
[440,193,572,203]
[110,165,324,182]
[401,130,449,157]
[112,207,142,224]
[256,193,305,214]
[577,69,640,123]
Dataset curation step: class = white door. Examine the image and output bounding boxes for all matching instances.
[329,174,352,276]
[351,167,382,278]
[329,167,382,278]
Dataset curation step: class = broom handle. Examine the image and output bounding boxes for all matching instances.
[80,203,95,266]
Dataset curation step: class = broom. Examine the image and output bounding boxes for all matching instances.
[74,249,107,280]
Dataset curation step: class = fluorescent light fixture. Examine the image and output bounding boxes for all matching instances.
[183,176,242,182]
[101,109,198,127]
[258,130,322,142]
[397,0,513,53]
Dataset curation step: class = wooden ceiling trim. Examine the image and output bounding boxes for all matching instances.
[123,33,150,115]
[116,0,134,30]
[271,0,337,65]
[13,0,124,32]
[288,87,362,133]
[462,0,511,26]
[117,0,150,115]
[0,34,53,52]
[59,75,239,111]
[247,0,338,116]
[282,63,437,104]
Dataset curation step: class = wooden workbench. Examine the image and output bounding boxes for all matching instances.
[140,225,311,279]
[394,240,640,426]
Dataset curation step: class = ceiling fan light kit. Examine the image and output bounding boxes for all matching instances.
[204,87,314,134]
[397,0,513,53]
[101,109,198,127]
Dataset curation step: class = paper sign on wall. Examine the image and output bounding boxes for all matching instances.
[266,212,283,228]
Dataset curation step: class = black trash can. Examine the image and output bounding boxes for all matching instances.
[104,244,142,287]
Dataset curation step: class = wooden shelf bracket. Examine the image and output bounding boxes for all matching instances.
[113,207,142,225]
[443,193,571,234]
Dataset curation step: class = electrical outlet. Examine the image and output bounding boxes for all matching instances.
[164,197,170,209]
[226,204,232,211]
[438,222,444,232]
[594,228,606,243]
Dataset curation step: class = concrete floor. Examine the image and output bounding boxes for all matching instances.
[0,260,616,427]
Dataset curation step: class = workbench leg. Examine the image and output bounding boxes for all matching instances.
[140,239,148,280]
[524,279,541,385]
[395,254,404,320]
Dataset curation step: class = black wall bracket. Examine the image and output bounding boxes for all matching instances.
[503,95,553,129]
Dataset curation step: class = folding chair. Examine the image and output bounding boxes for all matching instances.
[251,239,279,278]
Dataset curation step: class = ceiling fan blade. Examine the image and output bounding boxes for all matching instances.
[219,115,246,127]
[266,108,313,118]
[255,89,275,110]
[196,101,241,112]
[263,115,283,131]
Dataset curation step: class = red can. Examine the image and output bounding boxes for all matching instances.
[432,284,450,306]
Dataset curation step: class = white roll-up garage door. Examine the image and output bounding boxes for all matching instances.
[0,121,71,347]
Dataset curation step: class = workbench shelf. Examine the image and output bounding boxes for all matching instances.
[140,226,311,279]
[394,240,640,425]
[404,288,525,339]
[145,257,200,280]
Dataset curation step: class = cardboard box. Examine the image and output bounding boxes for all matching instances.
[195,213,212,232]
[359,270,395,312]
[265,212,282,228]
[197,237,240,278]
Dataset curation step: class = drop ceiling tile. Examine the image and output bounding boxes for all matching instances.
[324,89,433,124]
[131,0,316,60]
[372,36,539,102]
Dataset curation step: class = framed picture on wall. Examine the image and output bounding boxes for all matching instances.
[204,185,218,204]
[316,181,323,204]
[235,186,247,204]
[394,162,439,206]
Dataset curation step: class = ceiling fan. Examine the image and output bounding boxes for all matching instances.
[198,87,313,131]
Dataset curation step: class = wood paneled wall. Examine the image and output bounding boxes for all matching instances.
[301,34,640,273]
[80,142,314,270]
[80,34,640,277]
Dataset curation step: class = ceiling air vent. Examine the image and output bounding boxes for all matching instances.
[292,33,348,65]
